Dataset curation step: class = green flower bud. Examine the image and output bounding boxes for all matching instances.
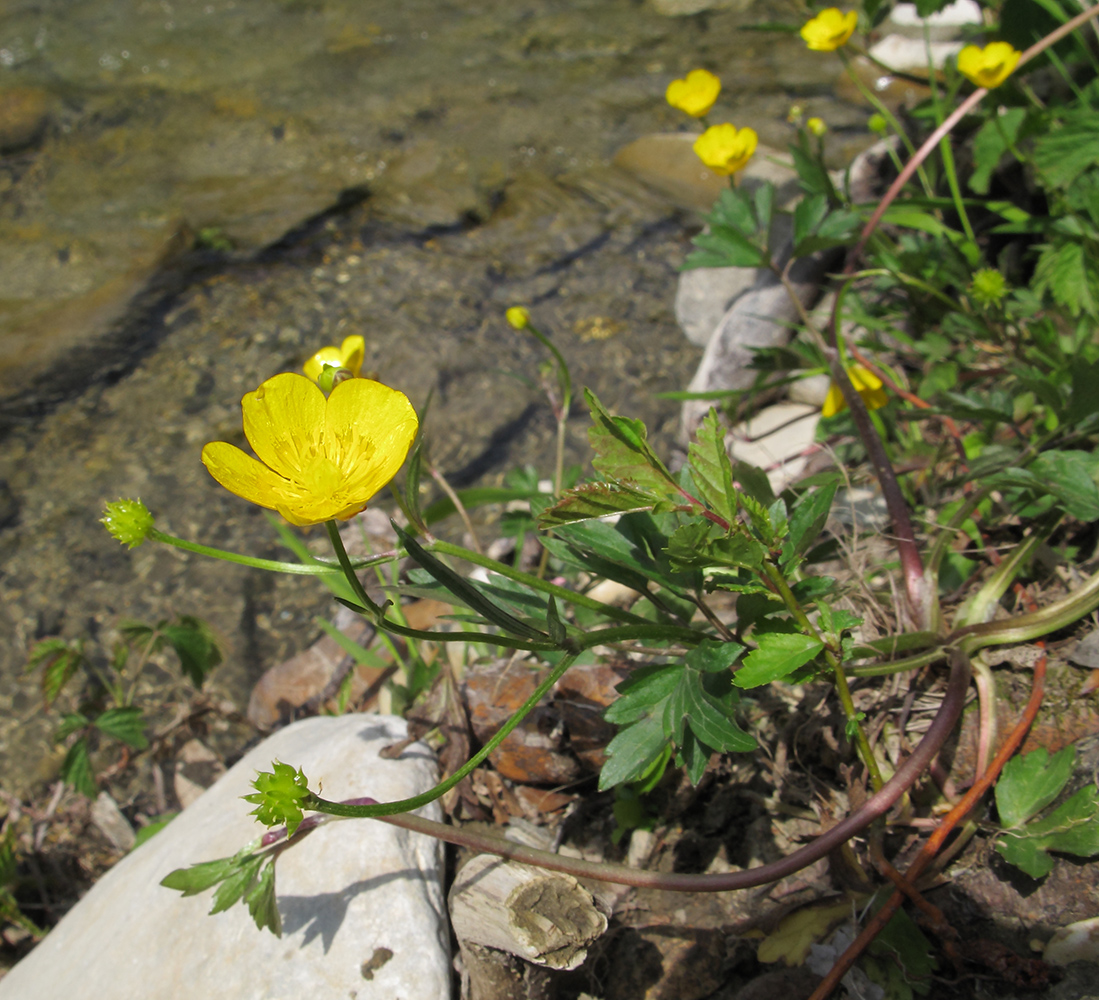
[101,498,155,548]
[970,268,1008,307]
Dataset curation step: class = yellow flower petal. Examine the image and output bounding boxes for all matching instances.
[800,8,858,52]
[323,377,419,503]
[821,381,847,418]
[693,124,758,176]
[956,42,1021,89]
[821,365,889,418]
[665,68,721,118]
[303,335,366,384]
[203,372,418,526]
[242,372,327,484]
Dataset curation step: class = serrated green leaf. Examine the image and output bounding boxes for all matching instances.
[160,856,240,895]
[210,855,263,915]
[732,460,776,506]
[29,639,83,707]
[687,408,737,525]
[1028,451,1099,521]
[93,706,149,751]
[996,785,1099,878]
[793,194,828,247]
[162,616,222,688]
[585,390,680,497]
[781,479,838,568]
[599,713,672,790]
[685,638,745,673]
[1032,239,1099,318]
[60,738,97,798]
[734,632,824,688]
[1033,110,1099,190]
[604,663,681,725]
[709,186,757,233]
[245,861,282,936]
[537,482,665,528]
[664,668,755,754]
[54,712,90,742]
[690,227,770,268]
[997,747,1076,828]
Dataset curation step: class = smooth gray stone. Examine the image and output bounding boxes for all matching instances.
[0,715,449,1000]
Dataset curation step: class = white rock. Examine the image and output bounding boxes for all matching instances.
[886,0,982,39]
[727,402,821,494]
[869,34,965,72]
[675,266,760,347]
[1045,916,1099,966]
[788,374,831,408]
[0,715,449,1000]
[89,791,135,853]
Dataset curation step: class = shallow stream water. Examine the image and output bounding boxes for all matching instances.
[0,0,867,787]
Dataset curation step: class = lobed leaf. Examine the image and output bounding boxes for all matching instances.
[94,706,149,751]
[162,616,222,688]
[585,389,681,497]
[734,632,824,689]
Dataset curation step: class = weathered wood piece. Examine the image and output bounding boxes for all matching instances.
[449,855,609,970]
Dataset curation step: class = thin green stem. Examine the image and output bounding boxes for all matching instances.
[149,527,380,577]
[762,559,884,791]
[307,652,578,819]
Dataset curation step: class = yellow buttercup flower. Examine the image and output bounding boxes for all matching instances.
[807,117,827,136]
[506,306,531,330]
[693,124,759,176]
[202,372,417,526]
[665,68,721,118]
[822,365,888,418]
[800,8,858,52]
[956,42,1021,89]
[302,335,366,386]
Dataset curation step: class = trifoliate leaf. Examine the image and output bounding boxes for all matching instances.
[160,856,242,896]
[245,860,282,936]
[210,855,263,915]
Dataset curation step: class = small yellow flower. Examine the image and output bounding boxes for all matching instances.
[956,42,1021,89]
[665,68,721,118]
[807,117,827,136]
[202,372,418,526]
[822,365,888,418]
[800,8,858,52]
[693,124,759,176]
[506,306,531,330]
[302,335,365,386]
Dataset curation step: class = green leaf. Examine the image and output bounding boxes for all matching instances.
[210,855,263,915]
[732,460,776,507]
[132,813,178,851]
[685,638,745,673]
[585,389,680,497]
[28,638,85,707]
[545,596,567,645]
[245,861,282,936]
[1032,109,1099,190]
[666,522,765,573]
[54,712,90,742]
[1032,239,1099,318]
[996,746,1076,828]
[538,482,666,529]
[1068,357,1099,427]
[243,760,311,837]
[687,408,737,526]
[996,786,1099,878]
[1027,451,1099,521]
[600,712,672,789]
[664,667,755,755]
[161,856,241,896]
[781,478,838,569]
[162,616,222,688]
[60,738,97,798]
[733,632,825,689]
[793,194,828,248]
[604,663,681,725]
[969,108,1027,196]
[94,706,149,751]
[867,905,937,998]
[689,227,770,268]
[396,525,548,641]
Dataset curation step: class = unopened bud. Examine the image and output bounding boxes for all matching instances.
[506,306,531,330]
[101,499,155,548]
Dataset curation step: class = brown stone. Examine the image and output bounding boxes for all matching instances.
[0,87,50,152]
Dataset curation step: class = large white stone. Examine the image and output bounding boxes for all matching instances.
[0,715,450,1000]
